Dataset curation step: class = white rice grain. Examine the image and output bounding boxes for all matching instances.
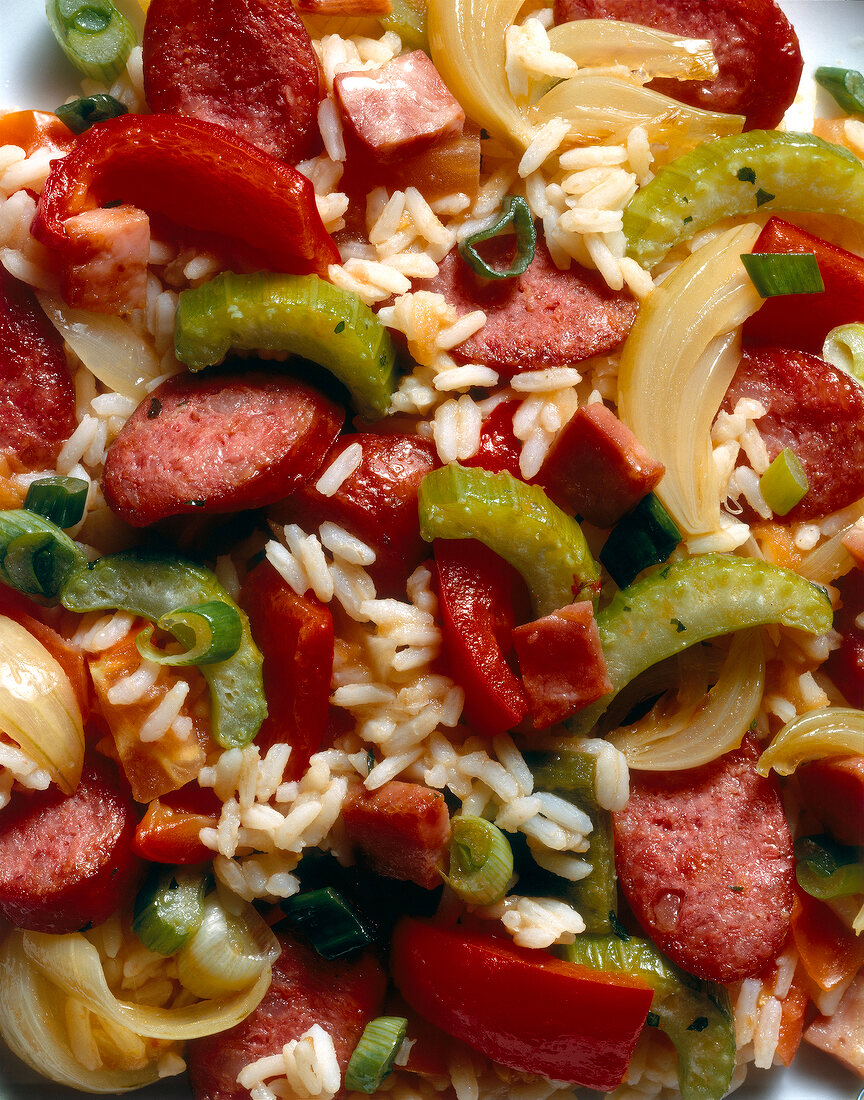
[138,680,190,743]
[315,442,363,497]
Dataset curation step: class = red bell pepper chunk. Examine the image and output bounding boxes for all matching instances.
[390,918,653,1090]
[796,755,864,847]
[433,538,529,737]
[791,889,864,993]
[133,785,222,864]
[33,114,339,293]
[462,399,523,478]
[239,559,334,779]
[743,217,864,355]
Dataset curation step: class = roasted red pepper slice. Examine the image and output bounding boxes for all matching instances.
[33,114,339,280]
[390,917,653,1090]
[791,888,864,992]
[433,538,529,737]
[462,399,523,478]
[743,217,864,354]
[133,785,222,864]
[239,559,334,779]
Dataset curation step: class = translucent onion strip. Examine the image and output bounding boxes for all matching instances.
[0,615,84,795]
[547,20,717,82]
[609,630,764,770]
[796,496,864,585]
[757,707,864,777]
[22,929,272,1040]
[0,929,160,1093]
[617,223,763,544]
[38,294,167,401]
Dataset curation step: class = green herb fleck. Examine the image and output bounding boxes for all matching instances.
[184,500,206,508]
[609,911,630,941]
[671,617,686,633]
[366,749,376,774]
[729,884,744,893]
[683,215,692,224]
[334,320,346,333]
[687,1017,710,1032]
[755,189,775,207]
[646,1012,660,1027]
[737,166,757,183]
[147,398,162,419]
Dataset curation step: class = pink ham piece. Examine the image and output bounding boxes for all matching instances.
[342,780,451,890]
[334,51,465,162]
[512,601,612,729]
[537,403,665,527]
[59,205,150,314]
[805,970,864,1077]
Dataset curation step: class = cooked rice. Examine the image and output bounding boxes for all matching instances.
[237,1025,341,1100]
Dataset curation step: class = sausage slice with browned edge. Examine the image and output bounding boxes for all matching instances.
[0,756,142,934]
[187,933,386,1100]
[102,369,344,527]
[554,0,802,130]
[613,738,795,983]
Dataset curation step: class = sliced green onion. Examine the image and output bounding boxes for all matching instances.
[823,323,864,385]
[132,867,208,957]
[55,93,127,135]
[0,510,86,601]
[345,1016,407,1093]
[458,196,536,280]
[46,0,138,85]
[599,492,682,589]
[794,835,864,900]
[380,0,428,52]
[740,252,825,298]
[815,67,864,115]
[24,476,89,529]
[135,600,242,667]
[280,888,373,959]
[759,448,809,516]
[443,816,513,906]
[176,893,279,999]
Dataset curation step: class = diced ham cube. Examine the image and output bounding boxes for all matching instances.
[805,970,864,1077]
[537,403,664,528]
[512,600,612,729]
[342,780,451,889]
[61,205,150,314]
[334,51,464,162]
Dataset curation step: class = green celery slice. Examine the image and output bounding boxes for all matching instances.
[623,131,864,269]
[759,448,809,517]
[418,464,599,616]
[61,550,265,749]
[174,272,398,420]
[380,0,429,53]
[570,554,832,735]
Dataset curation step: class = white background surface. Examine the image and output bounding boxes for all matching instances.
[0,0,863,1098]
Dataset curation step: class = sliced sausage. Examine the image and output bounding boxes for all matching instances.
[0,756,142,934]
[612,737,795,983]
[512,601,611,729]
[334,52,465,163]
[285,433,439,596]
[342,780,451,890]
[553,0,802,130]
[723,348,864,522]
[187,934,386,1100]
[143,0,322,163]
[102,368,344,526]
[805,971,864,1077]
[0,267,76,470]
[422,238,637,377]
[536,402,665,527]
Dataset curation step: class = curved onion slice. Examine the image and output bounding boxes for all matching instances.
[0,929,160,1093]
[22,929,272,1040]
[609,630,764,770]
[796,497,864,584]
[37,293,168,401]
[617,223,763,545]
[547,20,717,82]
[757,707,864,777]
[0,615,84,794]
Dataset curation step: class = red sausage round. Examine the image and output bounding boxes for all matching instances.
[187,934,386,1100]
[724,348,864,522]
[102,369,344,527]
[613,738,795,983]
[553,0,802,130]
[0,756,142,934]
[143,0,322,163]
[0,267,76,470]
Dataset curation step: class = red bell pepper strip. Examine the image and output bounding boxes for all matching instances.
[390,918,653,1090]
[33,114,339,282]
[462,400,523,479]
[791,888,864,992]
[133,784,222,864]
[433,538,529,737]
[0,110,76,157]
[743,217,864,354]
[239,559,334,779]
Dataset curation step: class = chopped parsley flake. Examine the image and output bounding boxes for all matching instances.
[737,166,756,183]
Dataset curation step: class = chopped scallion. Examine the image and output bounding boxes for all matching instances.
[458,196,536,280]
[740,252,825,297]
[759,448,808,516]
[132,867,208,957]
[345,1016,408,1093]
[0,510,85,600]
[46,0,138,84]
[443,816,513,906]
[599,493,682,590]
[280,887,373,959]
[815,67,864,115]
[794,835,864,900]
[135,600,243,667]
[55,92,128,135]
[823,323,864,385]
[24,475,89,528]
